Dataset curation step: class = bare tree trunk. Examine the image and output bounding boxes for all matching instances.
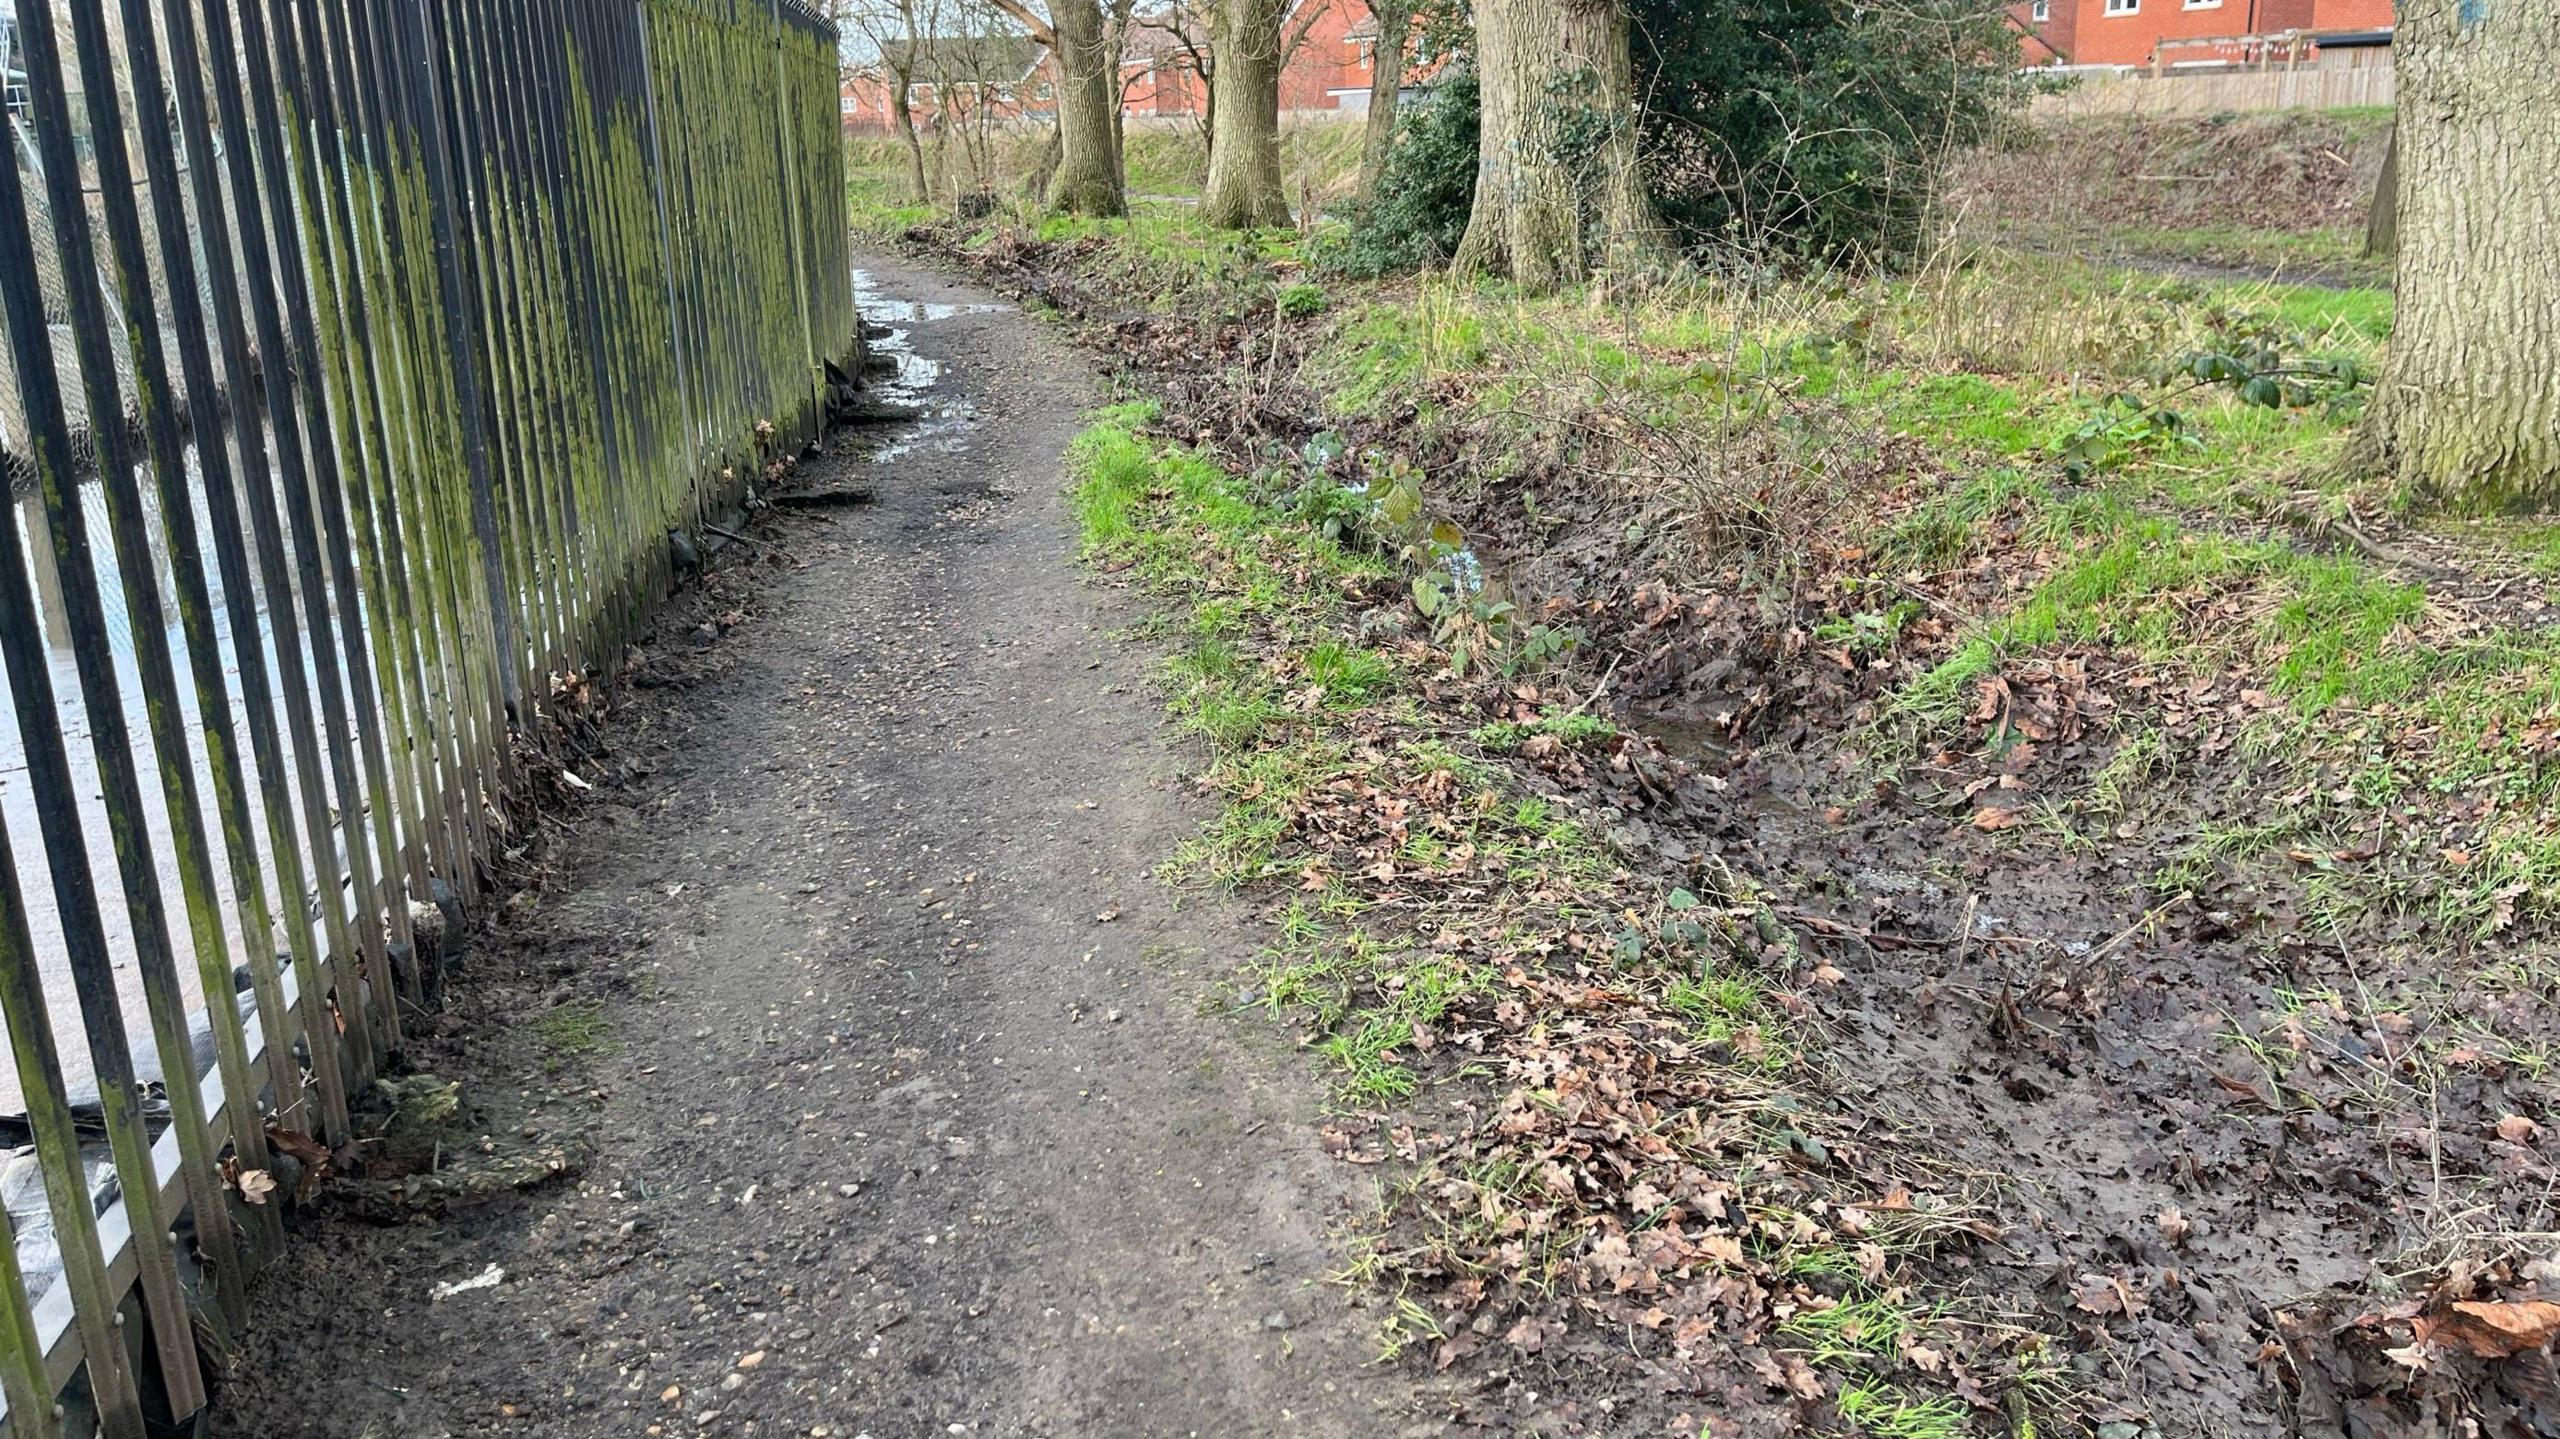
[1109,0,1137,181]
[1357,0,1411,198]
[1050,0,1128,214]
[2359,0,2560,507]
[1202,68,1219,161]
[890,85,930,202]
[1201,0,1288,228]
[1165,2,1215,155]
[1452,0,1665,292]
[1023,123,1065,201]
[2363,122,2397,258]
[1192,0,1280,224]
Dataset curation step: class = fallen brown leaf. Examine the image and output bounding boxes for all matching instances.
[2420,1300,2560,1359]
[2156,1205,2191,1249]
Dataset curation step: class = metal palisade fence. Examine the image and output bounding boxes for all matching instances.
[0,0,854,1431]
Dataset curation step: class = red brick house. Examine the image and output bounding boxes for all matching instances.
[2010,0,2391,68]
[848,1,1403,133]
[1121,1,1398,119]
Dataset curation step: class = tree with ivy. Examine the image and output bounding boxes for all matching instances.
[1627,0,2022,263]
[1450,0,1664,290]
[1340,0,2019,279]
[2358,0,2560,508]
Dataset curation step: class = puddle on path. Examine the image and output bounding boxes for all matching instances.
[850,270,1004,465]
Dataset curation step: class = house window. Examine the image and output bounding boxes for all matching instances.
[2183,0,2220,8]
[2104,0,2136,13]
[2031,0,2048,19]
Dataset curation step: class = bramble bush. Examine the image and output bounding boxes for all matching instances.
[1633,0,2025,264]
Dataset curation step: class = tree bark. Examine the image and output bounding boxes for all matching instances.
[1200,0,1290,228]
[1357,0,1412,198]
[1452,0,1665,292]
[2362,122,2397,258]
[2359,0,2560,508]
[1022,123,1065,202]
[890,81,930,203]
[1170,6,1216,156]
[1049,0,1128,215]
[1110,0,1138,179]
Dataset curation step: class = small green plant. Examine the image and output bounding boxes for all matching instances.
[2159,316,2369,414]
[1779,1293,1915,1364]
[1276,281,1330,318]
[1471,710,1619,753]
[1411,547,1584,679]
[1375,1293,1448,1362]
[1296,480,1375,548]
[1812,601,1920,655]
[375,1074,462,1132]
[1837,1381,1972,1439]
[2051,392,2201,480]
[1300,638,1393,706]
[2087,724,2170,816]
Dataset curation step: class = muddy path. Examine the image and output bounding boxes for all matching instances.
[212,254,1439,1438]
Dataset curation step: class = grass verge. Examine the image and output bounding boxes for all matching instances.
[1067,401,2068,1433]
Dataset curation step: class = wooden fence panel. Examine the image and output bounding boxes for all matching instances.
[2031,60,2397,117]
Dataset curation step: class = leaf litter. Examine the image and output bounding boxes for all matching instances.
[901,218,2560,1437]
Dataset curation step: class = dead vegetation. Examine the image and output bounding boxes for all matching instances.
[887,196,2560,1437]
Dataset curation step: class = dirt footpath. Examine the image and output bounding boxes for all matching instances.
[218,255,1431,1438]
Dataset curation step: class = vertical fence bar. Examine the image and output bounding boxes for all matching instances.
[266,0,420,1052]
[237,0,408,1072]
[378,0,513,863]
[160,0,345,1149]
[0,134,152,1439]
[0,1139,56,1439]
[526,0,596,664]
[4,0,223,1411]
[112,0,289,1273]
[635,1,707,529]
[401,0,525,745]
[328,0,480,910]
[308,0,461,916]
[283,0,440,921]
[50,0,262,1324]
[196,0,367,1141]
[770,0,821,437]
[0,0,856,1422]
[0,846,129,1439]
[440,0,546,714]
